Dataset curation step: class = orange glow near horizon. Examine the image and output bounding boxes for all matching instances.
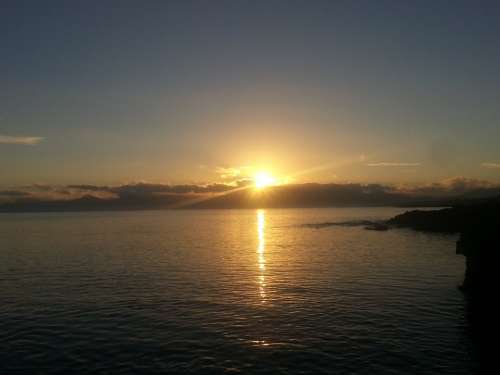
[254,171,277,189]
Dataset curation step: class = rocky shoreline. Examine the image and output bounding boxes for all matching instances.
[387,198,500,295]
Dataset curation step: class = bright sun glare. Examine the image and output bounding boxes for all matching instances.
[254,171,277,189]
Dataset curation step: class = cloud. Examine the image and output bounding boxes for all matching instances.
[0,190,31,197]
[215,166,260,187]
[481,162,500,169]
[2,178,500,212]
[367,162,421,167]
[441,176,494,191]
[0,184,115,203]
[216,167,241,180]
[0,134,44,145]
[398,177,500,197]
[68,182,241,196]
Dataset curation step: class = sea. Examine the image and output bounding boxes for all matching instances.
[0,208,479,374]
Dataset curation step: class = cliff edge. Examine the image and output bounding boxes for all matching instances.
[388,198,500,295]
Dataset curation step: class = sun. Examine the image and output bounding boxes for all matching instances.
[254,171,277,189]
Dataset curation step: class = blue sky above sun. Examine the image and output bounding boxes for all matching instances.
[1,0,500,187]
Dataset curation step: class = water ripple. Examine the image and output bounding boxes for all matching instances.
[0,208,476,374]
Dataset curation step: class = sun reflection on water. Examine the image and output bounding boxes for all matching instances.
[257,209,266,302]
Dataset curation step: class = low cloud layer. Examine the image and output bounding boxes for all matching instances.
[215,166,255,183]
[397,177,500,198]
[0,134,44,145]
[481,162,500,169]
[367,162,421,167]
[68,181,253,196]
[1,178,499,212]
[0,182,250,204]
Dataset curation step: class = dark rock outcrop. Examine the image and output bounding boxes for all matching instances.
[456,225,498,294]
[388,197,500,294]
[364,223,389,231]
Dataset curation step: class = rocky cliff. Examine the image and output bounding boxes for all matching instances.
[388,198,500,294]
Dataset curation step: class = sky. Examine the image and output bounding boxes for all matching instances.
[1,0,500,188]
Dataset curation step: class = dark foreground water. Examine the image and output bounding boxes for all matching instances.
[0,208,478,374]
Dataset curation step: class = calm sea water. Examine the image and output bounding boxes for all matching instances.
[0,208,478,374]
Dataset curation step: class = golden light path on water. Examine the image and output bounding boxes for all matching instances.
[257,209,266,303]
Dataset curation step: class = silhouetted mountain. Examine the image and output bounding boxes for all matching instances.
[0,183,453,212]
[0,193,196,212]
[3,179,500,213]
